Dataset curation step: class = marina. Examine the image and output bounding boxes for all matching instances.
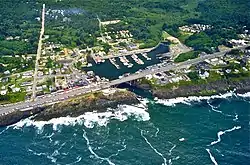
[109,58,120,69]
[83,43,170,80]
[119,56,133,68]
[141,52,151,60]
[131,54,144,65]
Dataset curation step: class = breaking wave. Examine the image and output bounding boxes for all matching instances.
[155,91,250,107]
[236,92,250,98]
[154,92,235,106]
[11,103,149,131]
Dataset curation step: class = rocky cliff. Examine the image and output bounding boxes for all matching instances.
[0,89,139,126]
[136,78,250,99]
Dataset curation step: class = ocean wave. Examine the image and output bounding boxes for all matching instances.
[236,92,250,98]
[11,103,149,131]
[209,126,241,146]
[154,92,234,107]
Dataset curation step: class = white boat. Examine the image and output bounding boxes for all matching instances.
[87,63,93,67]
[128,63,133,68]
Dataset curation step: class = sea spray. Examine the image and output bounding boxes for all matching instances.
[154,91,235,107]
[11,103,150,131]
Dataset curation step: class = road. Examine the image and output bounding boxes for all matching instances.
[2,45,249,115]
[37,74,71,79]
[31,4,45,100]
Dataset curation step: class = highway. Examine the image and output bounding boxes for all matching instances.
[31,4,45,100]
[2,45,248,116]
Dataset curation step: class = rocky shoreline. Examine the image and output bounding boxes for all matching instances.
[136,77,250,99]
[1,78,250,127]
[0,89,139,127]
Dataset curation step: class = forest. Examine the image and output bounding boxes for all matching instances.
[0,0,249,55]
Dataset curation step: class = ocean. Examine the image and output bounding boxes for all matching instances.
[0,92,249,165]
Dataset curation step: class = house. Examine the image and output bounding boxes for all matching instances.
[36,86,43,91]
[145,74,153,80]
[12,87,21,93]
[127,43,137,50]
[0,90,7,95]
[21,82,33,87]
[199,71,209,79]
[226,69,232,74]
[4,70,10,75]
[6,36,14,40]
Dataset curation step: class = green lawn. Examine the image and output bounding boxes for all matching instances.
[174,51,200,62]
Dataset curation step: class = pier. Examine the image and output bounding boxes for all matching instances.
[131,54,144,65]
[100,48,151,60]
[141,53,151,60]
[109,58,120,69]
[119,56,133,68]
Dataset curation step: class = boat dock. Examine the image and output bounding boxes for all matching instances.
[100,48,151,60]
[109,58,120,69]
[141,53,151,60]
[119,56,133,68]
[131,54,144,65]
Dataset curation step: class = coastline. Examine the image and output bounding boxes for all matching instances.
[1,77,250,127]
[0,89,139,127]
[136,77,250,99]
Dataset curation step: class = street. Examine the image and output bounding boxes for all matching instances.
[31,4,45,100]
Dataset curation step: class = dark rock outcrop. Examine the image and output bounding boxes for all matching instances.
[137,78,250,99]
[0,90,139,126]
[0,108,43,127]
[33,90,139,121]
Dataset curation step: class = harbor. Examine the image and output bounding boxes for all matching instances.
[83,43,170,80]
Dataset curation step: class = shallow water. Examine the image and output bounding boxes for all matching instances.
[0,93,249,165]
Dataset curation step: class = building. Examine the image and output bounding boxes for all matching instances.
[0,90,7,95]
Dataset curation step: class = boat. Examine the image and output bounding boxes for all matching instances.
[109,58,120,69]
[142,53,151,60]
[87,63,93,67]
[128,63,133,68]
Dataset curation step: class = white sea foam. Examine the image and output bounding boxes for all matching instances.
[0,126,10,135]
[108,139,127,159]
[140,129,167,165]
[75,156,82,163]
[169,144,176,155]
[138,97,150,106]
[206,149,218,165]
[11,104,149,131]
[233,114,239,121]
[82,130,115,165]
[155,92,234,107]
[28,148,57,163]
[236,92,250,98]
[209,126,241,146]
[207,99,233,117]
[66,156,82,165]
[154,127,160,137]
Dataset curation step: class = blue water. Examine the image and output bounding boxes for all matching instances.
[0,93,249,165]
[83,43,169,80]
